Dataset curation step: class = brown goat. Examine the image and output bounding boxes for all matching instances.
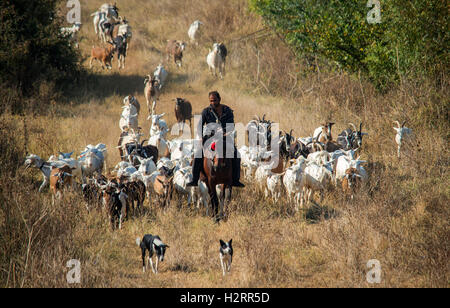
[50,165,74,204]
[153,174,173,208]
[144,75,160,115]
[341,167,362,199]
[89,44,115,70]
[166,40,186,67]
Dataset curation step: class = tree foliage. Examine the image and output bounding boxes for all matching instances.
[0,0,84,99]
[250,0,448,90]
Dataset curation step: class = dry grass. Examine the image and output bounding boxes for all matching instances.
[0,0,448,288]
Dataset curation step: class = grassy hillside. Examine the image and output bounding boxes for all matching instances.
[0,0,448,288]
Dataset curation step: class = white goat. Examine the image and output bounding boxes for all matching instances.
[153,64,168,90]
[335,156,368,186]
[206,43,225,79]
[120,104,139,132]
[148,113,169,139]
[393,120,413,158]
[60,22,82,48]
[173,166,196,206]
[188,20,203,45]
[283,157,308,211]
[265,172,285,202]
[24,154,53,192]
[301,161,333,207]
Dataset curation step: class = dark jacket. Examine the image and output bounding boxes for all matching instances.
[201,104,234,129]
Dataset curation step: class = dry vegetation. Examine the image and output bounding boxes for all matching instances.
[0,0,448,288]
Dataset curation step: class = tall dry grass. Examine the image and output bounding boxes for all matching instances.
[0,0,448,287]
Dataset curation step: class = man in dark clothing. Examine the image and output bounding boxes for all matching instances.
[187,91,245,187]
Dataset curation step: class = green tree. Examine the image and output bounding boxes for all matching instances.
[250,0,448,90]
[0,0,84,100]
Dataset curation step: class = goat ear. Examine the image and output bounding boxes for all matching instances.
[157,178,164,184]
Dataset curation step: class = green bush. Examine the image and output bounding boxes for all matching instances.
[249,0,448,90]
[0,0,84,113]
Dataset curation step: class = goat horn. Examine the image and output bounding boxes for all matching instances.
[348,123,357,131]
[393,121,401,128]
[359,122,362,132]
[401,120,407,127]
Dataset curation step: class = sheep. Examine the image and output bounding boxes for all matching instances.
[393,120,413,158]
[188,20,203,45]
[174,98,192,130]
[166,40,186,68]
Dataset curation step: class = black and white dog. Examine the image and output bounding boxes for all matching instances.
[219,239,233,276]
[136,234,169,274]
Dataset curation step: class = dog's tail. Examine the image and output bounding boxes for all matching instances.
[135,237,141,246]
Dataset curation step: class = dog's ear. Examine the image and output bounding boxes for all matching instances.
[229,239,232,246]
[219,239,226,247]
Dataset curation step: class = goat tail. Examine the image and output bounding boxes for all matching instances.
[135,237,142,246]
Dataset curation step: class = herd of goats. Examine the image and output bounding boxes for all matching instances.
[24,3,415,230]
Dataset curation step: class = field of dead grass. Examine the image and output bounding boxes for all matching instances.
[0,0,448,288]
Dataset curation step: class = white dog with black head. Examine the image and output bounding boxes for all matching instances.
[219,239,233,276]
